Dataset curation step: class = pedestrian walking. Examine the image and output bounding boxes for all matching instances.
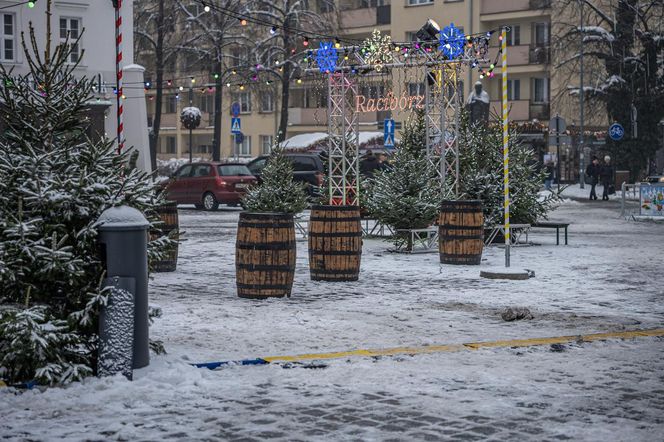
[585,156,600,200]
[600,155,614,201]
[544,161,555,191]
[360,150,380,178]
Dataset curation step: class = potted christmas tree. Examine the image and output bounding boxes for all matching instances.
[236,147,307,298]
[364,110,447,252]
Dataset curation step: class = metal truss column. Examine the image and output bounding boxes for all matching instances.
[327,72,360,205]
[424,64,461,197]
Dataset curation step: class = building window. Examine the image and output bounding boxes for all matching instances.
[317,0,334,13]
[405,31,418,42]
[532,77,549,103]
[408,82,425,96]
[59,17,82,63]
[230,47,249,67]
[507,79,521,100]
[506,25,520,46]
[534,22,550,46]
[1,13,15,62]
[260,135,274,154]
[199,94,214,113]
[233,135,252,156]
[407,0,433,6]
[231,92,252,113]
[165,95,178,113]
[260,91,274,112]
[163,137,176,154]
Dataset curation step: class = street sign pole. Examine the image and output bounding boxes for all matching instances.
[556,116,560,193]
[501,28,510,268]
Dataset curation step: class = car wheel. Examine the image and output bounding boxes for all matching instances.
[202,192,219,211]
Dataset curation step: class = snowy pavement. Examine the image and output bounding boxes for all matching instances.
[2,198,663,441]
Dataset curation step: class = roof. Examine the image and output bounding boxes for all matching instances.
[280,131,398,151]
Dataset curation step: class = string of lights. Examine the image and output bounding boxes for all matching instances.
[0,1,36,11]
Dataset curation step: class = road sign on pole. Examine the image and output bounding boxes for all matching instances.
[231,102,241,118]
[231,117,241,134]
[384,119,395,148]
[609,123,624,141]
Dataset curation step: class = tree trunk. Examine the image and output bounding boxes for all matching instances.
[148,0,166,172]
[277,62,291,144]
[212,60,222,161]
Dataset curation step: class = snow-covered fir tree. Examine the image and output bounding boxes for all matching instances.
[364,110,446,249]
[0,21,169,386]
[458,114,558,226]
[242,147,308,213]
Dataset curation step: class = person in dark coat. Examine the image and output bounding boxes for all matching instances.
[585,156,600,200]
[599,155,613,201]
[544,161,555,190]
[360,150,380,178]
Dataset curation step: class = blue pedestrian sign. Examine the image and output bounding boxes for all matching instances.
[609,123,624,141]
[231,102,241,117]
[231,117,241,134]
[384,118,395,148]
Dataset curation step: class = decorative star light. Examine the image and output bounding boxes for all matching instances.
[439,23,466,59]
[361,29,392,72]
[316,41,338,74]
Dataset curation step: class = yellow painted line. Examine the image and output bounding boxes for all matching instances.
[261,328,664,363]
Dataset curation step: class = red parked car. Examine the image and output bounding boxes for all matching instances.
[163,162,256,210]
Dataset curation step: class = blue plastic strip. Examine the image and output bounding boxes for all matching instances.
[192,358,269,370]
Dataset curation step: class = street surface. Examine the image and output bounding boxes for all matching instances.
[1,194,662,441]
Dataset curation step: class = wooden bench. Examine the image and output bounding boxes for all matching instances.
[531,222,570,245]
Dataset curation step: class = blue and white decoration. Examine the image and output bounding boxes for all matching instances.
[609,123,624,141]
[316,41,338,74]
[439,23,466,59]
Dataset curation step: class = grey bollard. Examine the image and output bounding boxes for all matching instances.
[97,206,150,369]
[98,277,135,380]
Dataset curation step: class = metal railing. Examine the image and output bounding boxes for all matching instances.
[620,182,640,218]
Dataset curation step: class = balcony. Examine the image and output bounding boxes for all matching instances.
[529,45,550,64]
[481,0,551,16]
[339,1,390,29]
[529,102,550,120]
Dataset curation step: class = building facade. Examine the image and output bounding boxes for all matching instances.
[1,0,135,144]
[144,0,593,178]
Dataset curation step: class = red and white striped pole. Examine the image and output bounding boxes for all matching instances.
[113,0,124,153]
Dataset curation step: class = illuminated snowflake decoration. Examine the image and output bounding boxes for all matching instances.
[316,41,338,74]
[361,29,392,72]
[438,23,466,59]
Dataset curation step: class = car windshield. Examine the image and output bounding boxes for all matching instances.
[218,164,253,176]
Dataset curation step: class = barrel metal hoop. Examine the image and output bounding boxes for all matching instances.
[440,208,483,213]
[237,242,295,250]
[308,231,363,238]
[238,222,294,229]
[311,205,361,212]
[236,263,295,271]
[439,225,484,230]
[309,217,362,222]
[309,268,359,275]
[237,283,292,290]
[440,234,484,240]
[309,250,362,256]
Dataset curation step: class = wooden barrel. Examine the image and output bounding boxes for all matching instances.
[308,205,362,281]
[236,212,296,299]
[438,200,484,265]
[152,201,179,272]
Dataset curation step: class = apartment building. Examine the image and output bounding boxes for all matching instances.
[1,0,135,143]
[147,0,563,163]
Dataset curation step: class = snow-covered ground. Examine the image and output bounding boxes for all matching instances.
[1,198,663,441]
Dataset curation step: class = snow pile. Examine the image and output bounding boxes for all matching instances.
[579,26,615,42]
